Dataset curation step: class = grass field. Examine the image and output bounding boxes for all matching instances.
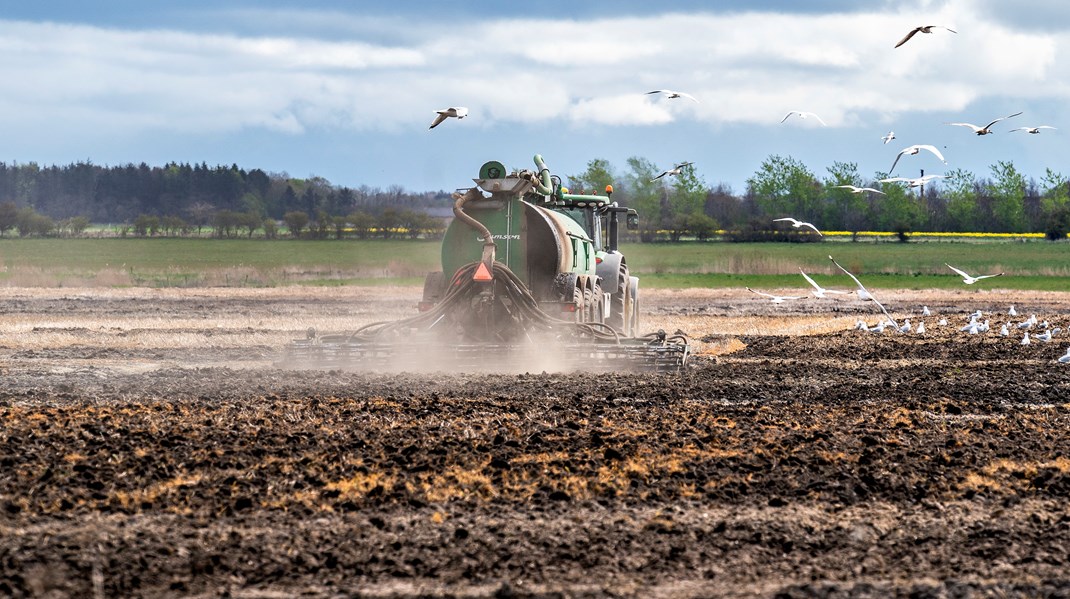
[1,237,1068,289]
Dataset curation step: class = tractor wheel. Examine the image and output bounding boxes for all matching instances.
[572,285,585,323]
[421,271,446,305]
[583,285,595,324]
[588,281,604,324]
[607,264,629,334]
[624,278,633,338]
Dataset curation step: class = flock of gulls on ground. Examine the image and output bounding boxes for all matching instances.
[745,256,1070,365]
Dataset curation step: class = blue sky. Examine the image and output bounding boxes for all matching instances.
[3,1,1070,195]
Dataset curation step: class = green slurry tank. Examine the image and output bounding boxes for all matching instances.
[282,155,689,372]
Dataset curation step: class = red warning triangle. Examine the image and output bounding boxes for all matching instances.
[473,262,494,282]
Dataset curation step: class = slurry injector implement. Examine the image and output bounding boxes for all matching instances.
[281,155,690,372]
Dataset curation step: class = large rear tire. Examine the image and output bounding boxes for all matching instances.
[607,264,629,334]
[627,276,640,335]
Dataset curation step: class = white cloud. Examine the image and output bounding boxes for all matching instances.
[0,1,1067,142]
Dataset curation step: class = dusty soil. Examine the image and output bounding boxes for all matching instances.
[2,286,1070,598]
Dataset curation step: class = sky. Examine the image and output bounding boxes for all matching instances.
[3,0,1070,195]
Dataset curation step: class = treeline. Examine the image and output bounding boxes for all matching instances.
[566,156,1070,241]
[2,156,1070,241]
[0,161,452,234]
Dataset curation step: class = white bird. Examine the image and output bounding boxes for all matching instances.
[774,217,823,236]
[882,131,896,144]
[800,269,849,298]
[855,319,869,331]
[828,255,898,328]
[946,112,1023,135]
[1009,305,1018,316]
[946,263,1004,285]
[889,144,947,173]
[1018,314,1038,329]
[916,321,926,334]
[429,107,469,129]
[1035,328,1060,343]
[879,174,947,188]
[968,309,983,321]
[938,318,948,326]
[833,184,885,195]
[746,287,804,304]
[895,25,957,48]
[781,111,827,126]
[922,306,932,316]
[1009,126,1055,134]
[1021,332,1031,346]
[1000,323,1009,337]
[898,319,913,333]
[650,162,694,182]
[646,90,699,103]
[1058,347,1070,363]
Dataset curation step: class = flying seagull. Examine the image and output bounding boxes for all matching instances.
[773,217,822,236]
[882,131,896,144]
[646,90,699,103]
[429,107,469,129]
[879,174,947,188]
[746,287,804,304]
[650,162,694,182]
[829,254,898,328]
[833,184,885,195]
[781,111,827,126]
[1009,126,1056,134]
[889,144,947,173]
[895,25,957,48]
[946,263,1004,285]
[800,269,849,298]
[946,112,1023,135]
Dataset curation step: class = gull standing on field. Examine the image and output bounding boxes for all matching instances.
[882,131,896,144]
[828,255,898,328]
[889,144,947,173]
[895,25,957,48]
[1035,328,1061,343]
[774,217,823,236]
[946,263,1004,285]
[800,269,849,298]
[1009,305,1018,316]
[880,174,947,188]
[922,306,932,316]
[916,321,926,334]
[746,287,804,304]
[946,112,1023,135]
[650,162,694,182]
[834,184,885,195]
[1058,347,1070,363]
[1009,126,1055,134]
[429,107,469,129]
[781,111,827,126]
[646,90,699,103]
[1021,332,1031,345]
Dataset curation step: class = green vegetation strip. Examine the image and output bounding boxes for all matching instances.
[0,238,1068,290]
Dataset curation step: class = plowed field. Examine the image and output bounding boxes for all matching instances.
[2,287,1069,598]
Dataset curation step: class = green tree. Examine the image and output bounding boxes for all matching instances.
[348,211,376,239]
[567,158,616,195]
[283,211,309,238]
[871,181,922,241]
[943,168,979,231]
[378,208,401,239]
[746,155,822,222]
[133,214,159,237]
[986,161,1027,232]
[624,157,661,242]
[822,162,869,234]
[262,218,279,240]
[0,201,18,236]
